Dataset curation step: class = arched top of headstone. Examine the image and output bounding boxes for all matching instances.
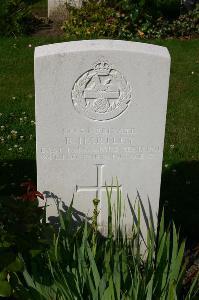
[35,40,170,61]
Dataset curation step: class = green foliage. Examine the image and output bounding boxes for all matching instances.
[140,4,199,39]
[109,0,149,24]
[113,0,181,18]
[62,0,133,40]
[62,0,198,40]
[12,189,199,299]
[0,181,52,297]
[0,0,41,36]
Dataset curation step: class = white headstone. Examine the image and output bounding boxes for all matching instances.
[48,0,65,17]
[35,40,170,233]
[48,0,81,18]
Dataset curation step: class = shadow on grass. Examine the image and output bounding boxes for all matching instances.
[160,160,199,242]
[0,159,36,198]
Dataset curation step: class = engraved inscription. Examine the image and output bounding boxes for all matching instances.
[41,147,64,160]
[40,127,161,161]
[72,58,132,121]
[76,164,122,200]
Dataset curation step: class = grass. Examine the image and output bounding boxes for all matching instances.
[160,40,199,165]
[0,36,198,237]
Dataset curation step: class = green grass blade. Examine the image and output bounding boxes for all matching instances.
[146,274,154,300]
[127,194,146,247]
[86,242,101,290]
[113,250,121,299]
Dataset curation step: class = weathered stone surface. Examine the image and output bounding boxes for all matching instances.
[48,0,81,18]
[35,40,170,233]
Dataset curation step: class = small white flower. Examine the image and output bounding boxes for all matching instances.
[19,117,23,122]
[23,116,27,121]
[28,44,32,48]
[11,130,17,134]
[18,147,23,151]
[164,164,168,168]
[7,135,11,139]
[8,148,12,151]
[12,96,16,100]
[191,71,194,74]
[170,144,174,149]
[14,144,18,148]
[0,113,2,117]
[0,137,4,143]
[22,112,26,115]
[1,125,5,130]
[31,120,35,125]
[20,135,24,140]
[29,134,33,140]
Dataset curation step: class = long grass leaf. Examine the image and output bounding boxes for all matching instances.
[146,274,154,300]
[127,194,146,247]
[86,242,101,289]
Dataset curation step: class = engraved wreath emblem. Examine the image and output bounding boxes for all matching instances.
[72,58,132,121]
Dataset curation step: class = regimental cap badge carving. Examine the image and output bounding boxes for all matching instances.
[93,60,111,75]
[72,58,132,121]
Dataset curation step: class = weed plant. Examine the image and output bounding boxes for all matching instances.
[0,0,41,36]
[11,187,199,299]
[0,181,52,298]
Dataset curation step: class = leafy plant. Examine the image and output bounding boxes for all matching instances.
[12,186,199,299]
[0,0,41,36]
[62,0,133,40]
[0,181,52,297]
[139,4,199,39]
[105,0,181,22]
[62,0,198,41]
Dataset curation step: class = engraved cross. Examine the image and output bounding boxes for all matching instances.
[84,90,119,100]
[76,164,122,200]
[84,76,119,100]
